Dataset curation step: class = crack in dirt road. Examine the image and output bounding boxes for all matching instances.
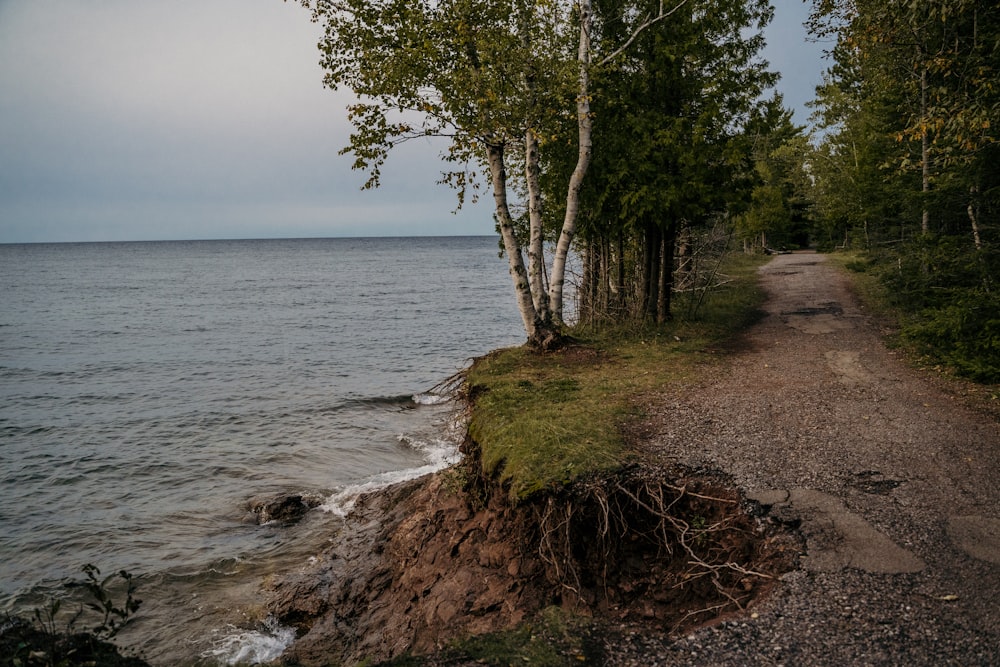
[612,251,1000,666]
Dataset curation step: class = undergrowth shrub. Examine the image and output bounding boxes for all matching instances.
[903,292,1000,383]
[863,236,999,383]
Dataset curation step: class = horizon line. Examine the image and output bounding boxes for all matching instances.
[0,233,499,246]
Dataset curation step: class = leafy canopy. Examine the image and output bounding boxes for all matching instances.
[297,0,579,197]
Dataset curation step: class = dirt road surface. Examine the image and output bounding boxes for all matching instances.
[613,252,1000,666]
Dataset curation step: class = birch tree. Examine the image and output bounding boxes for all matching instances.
[551,0,776,323]
[292,0,688,349]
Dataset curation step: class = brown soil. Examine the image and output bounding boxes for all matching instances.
[268,462,799,666]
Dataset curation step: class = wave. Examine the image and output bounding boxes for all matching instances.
[349,391,452,409]
[201,616,295,666]
[319,435,461,518]
[411,392,452,406]
[345,394,421,409]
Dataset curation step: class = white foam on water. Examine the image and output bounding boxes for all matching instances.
[202,617,295,665]
[411,391,451,406]
[397,432,461,467]
[319,435,461,518]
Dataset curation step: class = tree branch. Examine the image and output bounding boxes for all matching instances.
[596,0,692,67]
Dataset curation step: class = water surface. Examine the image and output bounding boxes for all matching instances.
[0,236,522,663]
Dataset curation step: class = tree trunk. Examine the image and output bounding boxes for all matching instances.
[486,142,541,341]
[920,63,930,235]
[548,0,594,324]
[525,129,550,321]
[657,222,677,323]
[968,185,982,251]
[580,238,593,325]
[676,222,692,291]
[643,224,660,321]
[613,231,625,320]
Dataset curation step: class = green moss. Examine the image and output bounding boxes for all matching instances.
[465,253,769,503]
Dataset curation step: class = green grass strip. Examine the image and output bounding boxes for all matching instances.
[465,252,769,502]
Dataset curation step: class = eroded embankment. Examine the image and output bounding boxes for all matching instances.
[267,451,802,666]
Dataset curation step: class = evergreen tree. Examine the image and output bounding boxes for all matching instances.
[808,0,1000,381]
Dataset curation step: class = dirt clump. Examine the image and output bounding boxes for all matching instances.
[267,461,800,666]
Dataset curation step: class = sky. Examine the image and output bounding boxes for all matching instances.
[0,1,828,244]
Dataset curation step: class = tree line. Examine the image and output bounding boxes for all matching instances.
[804,0,999,382]
[292,0,784,346]
[292,0,997,379]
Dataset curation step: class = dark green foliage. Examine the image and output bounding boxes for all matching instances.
[0,617,149,667]
[562,0,778,325]
[735,107,814,252]
[808,1,1000,383]
[0,565,146,667]
[903,292,1000,383]
[865,240,1000,382]
[77,565,141,640]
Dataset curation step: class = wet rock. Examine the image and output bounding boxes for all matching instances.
[245,493,320,525]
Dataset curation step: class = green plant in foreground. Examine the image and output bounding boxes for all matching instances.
[1,565,145,667]
[77,564,141,639]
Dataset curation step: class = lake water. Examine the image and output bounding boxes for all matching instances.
[0,236,524,664]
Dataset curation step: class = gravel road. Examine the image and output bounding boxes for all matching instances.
[608,252,1000,666]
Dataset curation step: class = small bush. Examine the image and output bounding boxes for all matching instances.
[847,235,1000,384]
[902,292,1000,383]
[0,565,146,667]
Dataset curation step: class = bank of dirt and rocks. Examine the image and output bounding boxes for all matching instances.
[268,460,801,666]
[268,251,1000,666]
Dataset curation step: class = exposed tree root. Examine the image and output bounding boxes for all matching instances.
[528,464,798,630]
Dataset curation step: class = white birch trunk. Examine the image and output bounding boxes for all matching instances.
[487,142,539,338]
[525,129,550,321]
[968,186,982,251]
[547,0,594,323]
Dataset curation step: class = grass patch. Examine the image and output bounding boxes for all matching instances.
[381,607,602,666]
[826,251,899,324]
[464,252,769,503]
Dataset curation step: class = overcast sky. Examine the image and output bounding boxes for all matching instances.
[0,1,827,244]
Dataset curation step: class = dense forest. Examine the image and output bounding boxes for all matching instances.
[295,0,997,380]
[804,1,999,382]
